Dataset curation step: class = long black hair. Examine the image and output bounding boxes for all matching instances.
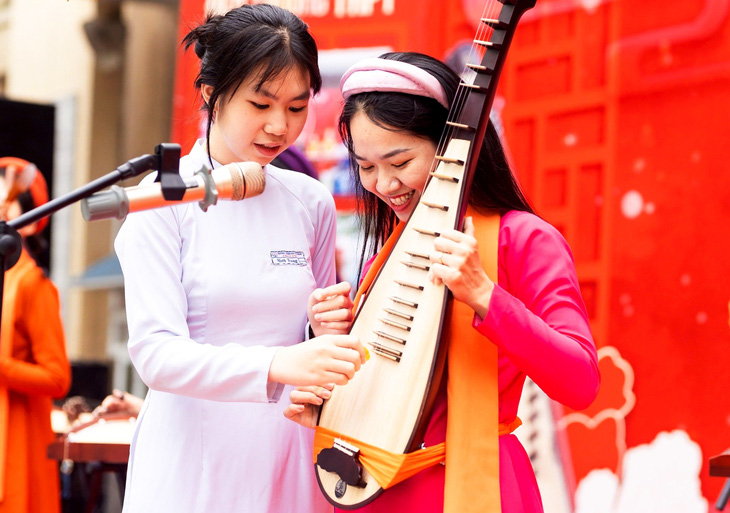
[338,51,534,271]
[182,4,322,165]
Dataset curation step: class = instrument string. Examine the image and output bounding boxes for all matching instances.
[439,0,500,156]
[431,0,501,198]
[396,0,502,360]
[402,0,502,360]
[400,0,499,348]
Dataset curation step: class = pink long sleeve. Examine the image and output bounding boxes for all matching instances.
[473,210,600,411]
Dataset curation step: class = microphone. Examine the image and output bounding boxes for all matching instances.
[81,161,265,221]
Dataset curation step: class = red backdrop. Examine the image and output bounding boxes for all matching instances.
[171,1,730,509]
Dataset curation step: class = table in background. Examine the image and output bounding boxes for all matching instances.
[48,417,134,513]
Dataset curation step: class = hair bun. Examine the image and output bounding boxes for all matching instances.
[194,40,206,59]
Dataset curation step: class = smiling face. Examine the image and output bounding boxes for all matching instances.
[350,111,437,222]
[203,65,311,167]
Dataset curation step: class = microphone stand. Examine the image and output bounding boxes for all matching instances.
[0,143,183,349]
[717,479,730,511]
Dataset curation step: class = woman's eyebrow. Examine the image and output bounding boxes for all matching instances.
[353,148,410,161]
[258,88,310,102]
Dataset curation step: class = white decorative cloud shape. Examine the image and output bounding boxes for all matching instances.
[575,469,619,513]
[575,430,708,513]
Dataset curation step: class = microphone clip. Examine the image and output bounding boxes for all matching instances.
[153,143,185,201]
[195,165,219,212]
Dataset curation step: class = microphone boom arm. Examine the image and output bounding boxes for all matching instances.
[8,154,158,232]
[0,143,182,349]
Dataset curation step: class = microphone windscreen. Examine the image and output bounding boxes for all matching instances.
[230,162,265,200]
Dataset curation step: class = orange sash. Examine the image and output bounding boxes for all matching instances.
[314,208,503,512]
[314,425,446,489]
[443,208,501,512]
[313,416,520,492]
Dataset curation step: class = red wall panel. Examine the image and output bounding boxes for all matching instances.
[502,0,730,506]
[172,0,730,507]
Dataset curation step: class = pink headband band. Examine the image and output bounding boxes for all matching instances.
[340,57,450,109]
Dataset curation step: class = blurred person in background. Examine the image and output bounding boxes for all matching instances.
[93,389,143,420]
[0,157,71,513]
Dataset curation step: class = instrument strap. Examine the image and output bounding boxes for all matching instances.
[352,221,405,313]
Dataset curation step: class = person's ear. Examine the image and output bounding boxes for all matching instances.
[201,84,214,107]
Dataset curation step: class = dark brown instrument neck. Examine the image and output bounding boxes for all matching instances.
[440,0,537,228]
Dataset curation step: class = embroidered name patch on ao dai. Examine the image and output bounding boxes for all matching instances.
[270,250,308,266]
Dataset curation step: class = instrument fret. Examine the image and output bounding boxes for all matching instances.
[422,201,449,212]
[368,342,402,362]
[391,296,418,308]
[481,17,507,29]
[412,228,440,237]
[384,308,414,321]
[380,317,411,332]
[401,260,430,271]
[404,251,429,260]
[465,63,492,74]
[445,121,475,131]
[434,155,464,165]
[474,39,502,50]
[460,82,488,93]
[374,330,407,345]
[429,172,460,183]
[394,279,425,290]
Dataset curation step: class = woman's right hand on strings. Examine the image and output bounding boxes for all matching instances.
[283,384,334,428]
[268,334,367,386]
[308,281,354,336]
